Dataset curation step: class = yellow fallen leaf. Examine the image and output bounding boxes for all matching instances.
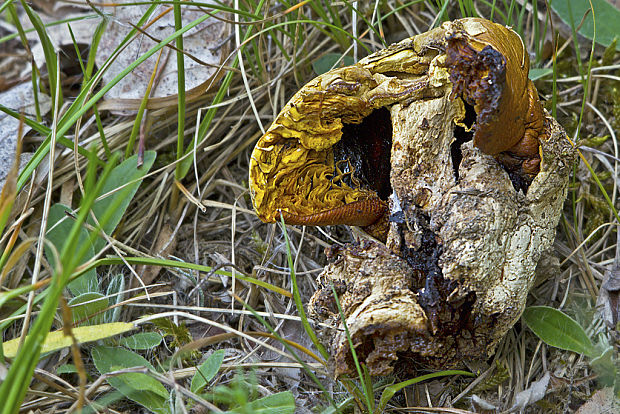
[2,322,135,358]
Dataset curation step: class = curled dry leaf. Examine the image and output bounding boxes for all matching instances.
[0,83,51,189]
[249,18,575,376]
[575,387,619,414]
[96,2,228,111]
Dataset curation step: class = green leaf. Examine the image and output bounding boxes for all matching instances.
[105,273,125,322]
[91,346,170,414]
[224,391,295,414]
[190,350,225,393]
[312,53,355,75]
[522,306,596,357]
[57,364,77,375]
[88,151,156,251]
[529,68,553,81]
[2,322,135,358]
[68,292,108,325]
[119,332,163,350]
[45,203,98,296]
[85,390,125,414]
[551,0,620,51]
[92,344,156,371]
[590,346,616,385]
[378,370,474,411]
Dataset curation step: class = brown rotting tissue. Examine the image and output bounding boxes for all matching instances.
[249,18,575,376]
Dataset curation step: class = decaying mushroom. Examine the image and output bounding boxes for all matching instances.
[249,18,575,376]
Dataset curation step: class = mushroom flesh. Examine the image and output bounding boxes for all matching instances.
[249,18,575,375]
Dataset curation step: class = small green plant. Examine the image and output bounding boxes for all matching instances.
[90,337,295,413]
[523,306,619,396]
[206,369,295,413]
[91,346,171,414]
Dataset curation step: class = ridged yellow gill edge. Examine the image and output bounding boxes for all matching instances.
[2,322,136,358]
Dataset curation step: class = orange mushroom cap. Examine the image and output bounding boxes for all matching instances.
[445,18,544,158]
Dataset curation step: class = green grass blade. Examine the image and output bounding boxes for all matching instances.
[330,284,373,413]
[0,13,101,44]
[231,294,338,410]
[279,217,329,360]
[19,0,61,110]
[77,256,291,298]
[174,0,186,179]
[179,0,268,178]
[377,370,474,412]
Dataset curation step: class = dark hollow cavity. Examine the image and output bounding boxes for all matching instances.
[335,107,393,200]
[451,101,476,179]
[343,209,481,375]
[399,210,476,335]
[505,165,530,193]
